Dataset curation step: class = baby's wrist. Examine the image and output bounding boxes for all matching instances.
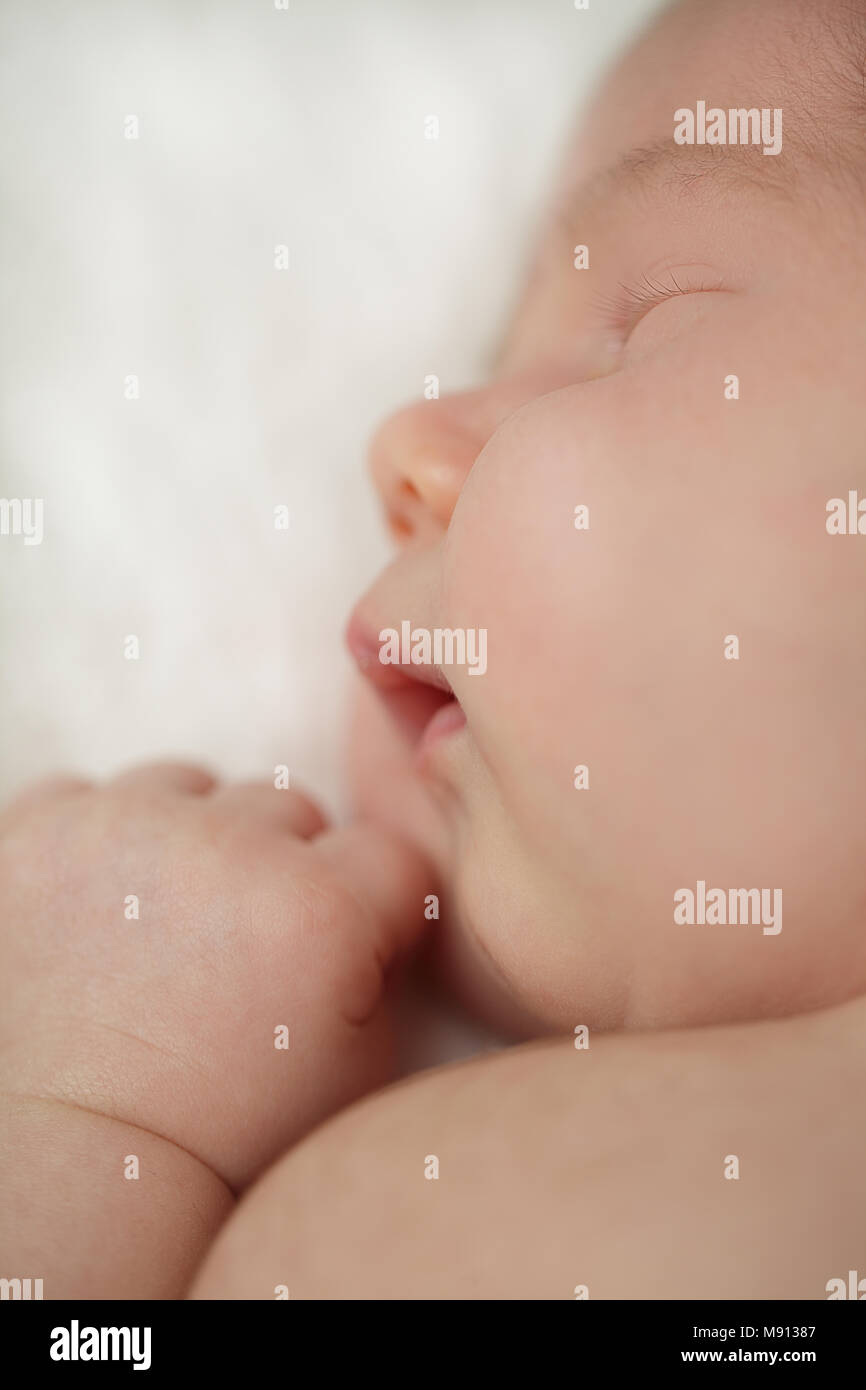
[0,1092,234,1299]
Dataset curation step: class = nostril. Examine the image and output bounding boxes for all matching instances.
[388,514,413,542]
[385,479,423,542]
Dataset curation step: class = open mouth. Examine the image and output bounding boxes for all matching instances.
[346,615,467,759]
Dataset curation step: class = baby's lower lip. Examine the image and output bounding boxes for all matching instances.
[415,697,467,764]
[347,612,467,759]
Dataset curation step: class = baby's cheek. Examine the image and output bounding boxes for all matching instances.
[440,390,642,1016]
[443,364,866,1027]
[442,387,629,849]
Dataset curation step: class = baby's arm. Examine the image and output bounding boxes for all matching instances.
[0,766,432,1298]
[192,997,865,1299]
[0,1094,233,1298]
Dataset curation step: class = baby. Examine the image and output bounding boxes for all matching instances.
[2,0,866,1300]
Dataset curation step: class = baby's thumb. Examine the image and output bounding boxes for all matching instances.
[312,820,437,966]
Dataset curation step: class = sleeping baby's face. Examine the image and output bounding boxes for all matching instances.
[349,0,866,1034]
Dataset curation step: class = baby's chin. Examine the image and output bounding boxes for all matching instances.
[347,680,548,1039]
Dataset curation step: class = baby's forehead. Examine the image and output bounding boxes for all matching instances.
[575,0,866,198]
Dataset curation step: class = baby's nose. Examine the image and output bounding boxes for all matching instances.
[369,370,577,545]
[368,395,482,546]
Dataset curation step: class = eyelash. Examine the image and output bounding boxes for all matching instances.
[592,271,719,339]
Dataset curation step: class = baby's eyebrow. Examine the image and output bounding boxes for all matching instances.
[567,138,798,227]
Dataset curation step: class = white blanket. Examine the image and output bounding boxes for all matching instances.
[0,0,661,811]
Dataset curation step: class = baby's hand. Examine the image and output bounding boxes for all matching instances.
[0,763,433,1191]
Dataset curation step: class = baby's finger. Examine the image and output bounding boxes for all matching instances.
[312,822,436,963]
[209,782,329,839]
[109,761,218,795]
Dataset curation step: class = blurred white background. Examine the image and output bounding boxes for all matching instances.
[0,0,663,811]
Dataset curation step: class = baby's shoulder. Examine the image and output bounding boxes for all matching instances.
[192,1003,863,1298]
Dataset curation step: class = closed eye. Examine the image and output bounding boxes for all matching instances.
[591,270,725,342]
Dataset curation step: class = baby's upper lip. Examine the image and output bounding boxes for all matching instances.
[345,612,454,696]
